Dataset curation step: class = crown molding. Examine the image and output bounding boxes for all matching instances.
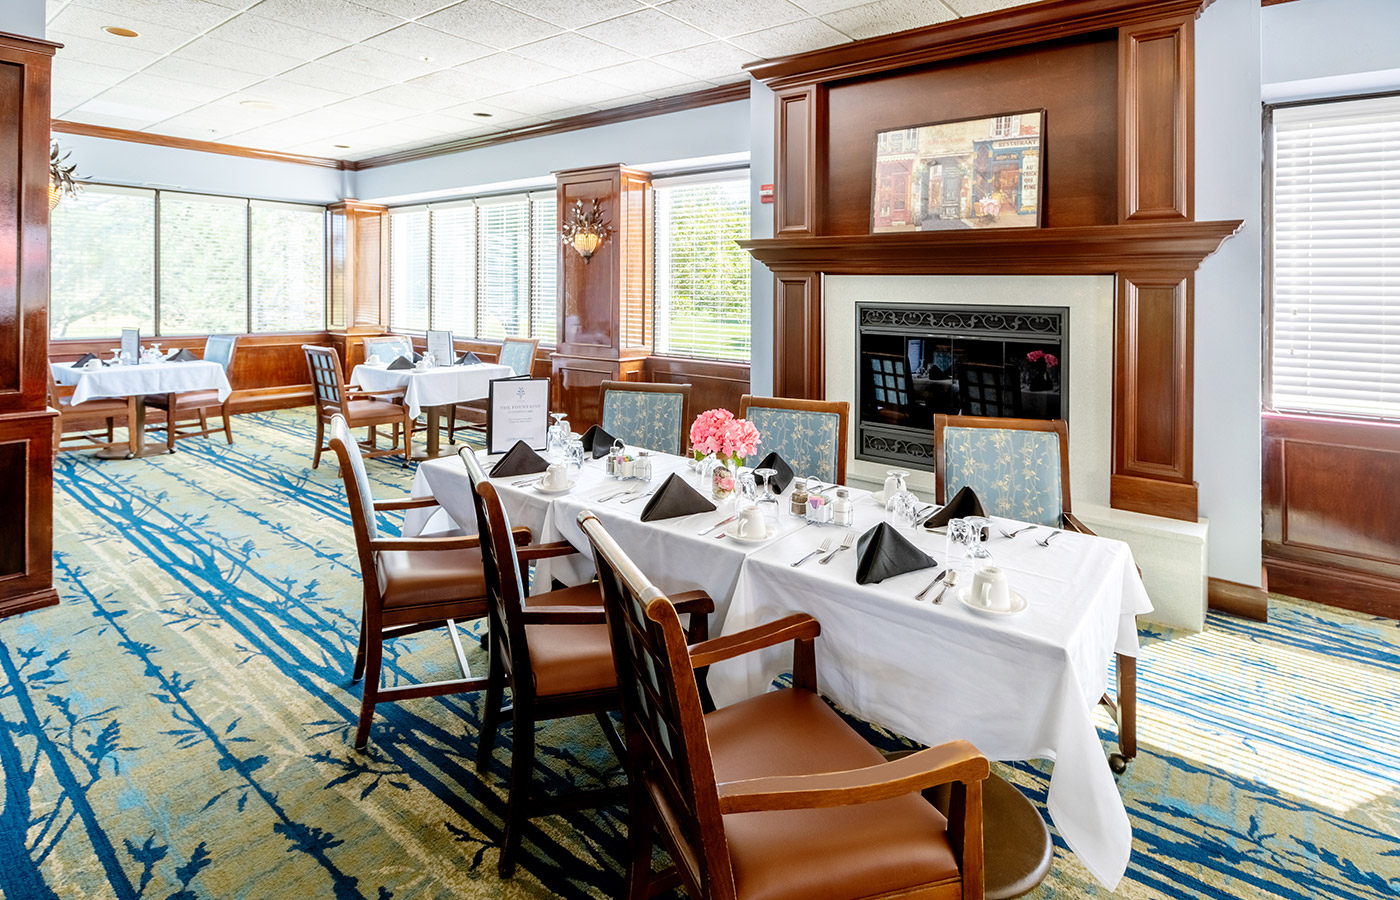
[49,119,348,169]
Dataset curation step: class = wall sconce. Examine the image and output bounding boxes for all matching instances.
[561,198,611,263]
[49,140,80,210]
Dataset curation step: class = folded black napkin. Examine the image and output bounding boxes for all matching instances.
[922,485,987,530]
[170,348,198,362]
[413,351,424,363]
[387,356,413,370]
[490,441,549,477]
[754,451,795,494]
[580,424,617,459]
[456,351,483,366]
[855,522,936,585]
[71,353,97,368]
[640,473,716,522]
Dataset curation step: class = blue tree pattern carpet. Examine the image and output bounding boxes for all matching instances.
[3,407,1397,898]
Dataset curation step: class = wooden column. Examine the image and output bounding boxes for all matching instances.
[550,164,652,430]
[326,199,388,371]
[0,31,59,617]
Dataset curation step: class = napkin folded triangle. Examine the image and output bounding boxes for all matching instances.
[490,441,549,477]
[387,356,413,370]
[753,451,796,494]
[71,353,98,368]
[169,348,198,362]
[855,522,936,585]
[456,351,483,366]
[921,485,988,529]
[580,424,617,459]
[640,473,716,522]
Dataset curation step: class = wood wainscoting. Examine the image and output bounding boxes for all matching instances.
[643,356,751,421]
[1263,412,1400,618]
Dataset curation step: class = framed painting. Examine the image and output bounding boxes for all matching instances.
[871,109,1044,233]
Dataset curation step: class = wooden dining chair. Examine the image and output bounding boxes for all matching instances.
[48,365,136,459]
[739,394,850,485]
[362,335,415,364]
[580,510,989,900]
[599,380,690,455]
[303,345,416,469]
[932,413,1136,772]
[460,447,713,877]
[447,337,538,444]
[327,414,506,751]
[146,335,238,450]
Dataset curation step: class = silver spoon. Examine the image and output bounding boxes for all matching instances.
[1036,530,1062,547]
[999,524,1038,539]
[931,569,959,604]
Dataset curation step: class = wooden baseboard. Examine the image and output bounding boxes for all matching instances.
[228,386,313,414]
[0,587,60,619]
[1263,555,1400,619]
[1207,577,1269,622]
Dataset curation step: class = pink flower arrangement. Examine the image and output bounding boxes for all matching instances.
[1026,349,1059,368]
[689,408,761,467]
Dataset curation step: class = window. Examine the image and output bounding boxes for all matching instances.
[387,193,557,342]
[50,184,327,339]
[654,174,752,362]
[1271,95,1400,420]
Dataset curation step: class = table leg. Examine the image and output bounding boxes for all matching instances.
[412,407,443,460]
[113,396,173,458]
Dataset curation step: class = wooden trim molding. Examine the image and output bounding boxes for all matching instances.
[50,119,347,170]
[1207,578,1268,621]
[1264,554,1400,620]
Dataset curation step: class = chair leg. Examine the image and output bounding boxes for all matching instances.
[498,706,534,878]
[402,411,413,468]
[351,608,369,684]
[105,417,114,443]
[626,773,655,900]
[312,413,325,469]
[369,425,378,449]
[197,407,208,436]
[447,403,456,444]
[165,395,178,452]
[477,642,505,774]
[354,630,382,752]
[222,403,234,445]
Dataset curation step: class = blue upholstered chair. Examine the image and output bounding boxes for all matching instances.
[362,335,415,365]
[600,381,690,456]
[147,335,239,449]
[447,337,539,444]
[739,394,849,485]
[933,414,1086,531]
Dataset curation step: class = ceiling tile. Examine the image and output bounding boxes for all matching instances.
[48,30,166,70]
[77,90,203,122]
[362,82,460,111]
[651,41,755,81]
[646,79,716,99]
[62,109,163,130]
[480,88,598,117]
[328,120,454,148]
[48,6,198,54]
[579,9,712,56]
[491,0,646,30]
[403,66,510,99]
[205,13,351,57]
[115,72,234,103]
[156,103,279,135]
[360,23,494,66]
[730,18,852,57]
[790,0,882,12]
[450,52,570,88]
[223,120,346,147]
[353,0,461,16]
[436,100,538,125]
[418,0,562,50]
[324,95,415,123]
[395,110,483,132]
[245,0,407,42]
[143,56,265,91]
[52,86,103,117]
[67,0,239,31]
[319,44,441,81]
[512,32,638,71]
[657,0,807,39]
[588,59,696,92]
[235,78,351,110]
[171,36,302,76]
[51,56,132,89]
[819,0,955,40]
[533,75,637,105]
[47,0,73,23]
[281,61,398,94]
[940,0,1036,14]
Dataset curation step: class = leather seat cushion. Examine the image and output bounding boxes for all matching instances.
[146,390,223,410]
[344,399,408,425]
[706,689,960,900]
[59,397,129,415]
[376,548,486,611]
[524,582,603,609]
[525,622,615,697]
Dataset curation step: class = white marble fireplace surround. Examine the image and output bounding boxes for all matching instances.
[824,274,1208,630]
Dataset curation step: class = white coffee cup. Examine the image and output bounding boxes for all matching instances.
[542,463,568,490]
[971,565,1012,611]
[736,506,766,538]
[366,353,382,366]
[84,359,103,370]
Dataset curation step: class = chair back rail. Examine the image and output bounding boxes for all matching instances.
[363,335,415,364]
[599,380,691,456]
[738,394,850,485]
[328,414,382,586]
[497,337,539,377]
[933,414,1071,527]
[579,512,735,899]
[302,345,347,413]
[204,335,238,372]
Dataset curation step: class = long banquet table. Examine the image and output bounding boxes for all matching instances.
[407,447,1150,890]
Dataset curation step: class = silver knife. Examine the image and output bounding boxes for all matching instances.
[914,569,947,601]
[699,515,736,536]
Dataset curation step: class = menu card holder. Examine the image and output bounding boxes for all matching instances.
[486,376,549,455]
[121,327,140,365]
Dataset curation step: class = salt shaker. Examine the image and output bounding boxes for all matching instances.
[789,477,809,516]
[833,488,854,527]
[634,450,652,481]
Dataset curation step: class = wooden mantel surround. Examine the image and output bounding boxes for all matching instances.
[326,199,391,372]
[741,0,1241,522]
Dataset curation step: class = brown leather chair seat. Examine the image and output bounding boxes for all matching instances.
[525,623,615,697]
[344,398,408,424]
[376,548,487,611]
[523,582,602,608]
[146,389,221,410]
[707,690,961,900]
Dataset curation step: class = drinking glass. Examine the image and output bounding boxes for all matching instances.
[752,467,781,532]
[960,516,996,583]
[548,412,569,459]
[946,517,974,570]
[565,435,585,474]
[884,471,918,529]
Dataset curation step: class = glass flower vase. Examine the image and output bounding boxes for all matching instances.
[711,458,737,502]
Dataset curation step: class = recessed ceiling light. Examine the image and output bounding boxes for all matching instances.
[334,144,351,149]
[239,99,283,111]
[103,26,139,38]
[472,112,493,118]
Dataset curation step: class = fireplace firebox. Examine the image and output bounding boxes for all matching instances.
[856,303,1067,470]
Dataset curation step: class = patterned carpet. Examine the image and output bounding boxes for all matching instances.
[2,407,1397,899]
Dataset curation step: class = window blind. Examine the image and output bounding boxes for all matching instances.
[430,204,476,335]
[530,194,558,343]
[1273,95,1400,420]
[389,207,430,333]
[50,185,155,339]
[477,199,530,340]
[251,202,325,332]
[159,192,248,335]
[654,176,751,362]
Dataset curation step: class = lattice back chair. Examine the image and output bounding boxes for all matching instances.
[581,510,989,900]
[362,335,415,365]
[739,394,850,485]
[599,381,690,455]
[447,337,539,444]
[956,362,1021,418]
[48,365,135,459]
[147,335,239,449]
[303,344,415,468]
[327,415,491,750]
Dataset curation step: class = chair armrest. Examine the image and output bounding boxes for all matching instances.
[669,590,716,616]
[1062,512,1094,535]
[517,540,578,562]
[715,740,988,815]
[687,614,820,670]
[346,388,407,399]
[373,496,441,511]
[369,535,481,551]
[510,526,532,547]
[521,605,607,625]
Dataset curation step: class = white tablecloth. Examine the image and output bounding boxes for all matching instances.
[351,363,513,419]
[51,360,232,406]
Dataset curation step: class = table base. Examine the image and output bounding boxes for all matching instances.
[411,406,456,461]
[95,442,171,460]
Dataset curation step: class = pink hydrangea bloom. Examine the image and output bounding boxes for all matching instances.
[1043,353,1059,368]
[689,408,734,456]
[1026,350,1045,363]
[722,417,761,459]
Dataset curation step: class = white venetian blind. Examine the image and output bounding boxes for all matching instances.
[529,194,558,342]
[477,197,530,340]
[430,203,476,334]
[654,174,752,362]
[159,192,248,334]
[50,185,156,339]
[251,201,325,332]
[1273,95,1400,420]
[389,207,430,333]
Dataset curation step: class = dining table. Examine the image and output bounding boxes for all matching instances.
[350,361,513,460]
[50,357,233,458]
[405,445,1150,891]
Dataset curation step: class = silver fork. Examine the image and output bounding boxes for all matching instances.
[790,536,835,568]
[999,524,1038,539]
[621,487,659,504]
[1036,530,1063,547]
[819,531,855,564]
[597,482,646,503]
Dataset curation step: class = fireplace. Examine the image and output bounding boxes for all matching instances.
[857,303,1067,470]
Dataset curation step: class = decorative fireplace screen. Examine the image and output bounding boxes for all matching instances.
[856,303,1067,470]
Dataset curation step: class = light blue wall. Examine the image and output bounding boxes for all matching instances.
[0,0,44,40]
[1263,0,1400,98]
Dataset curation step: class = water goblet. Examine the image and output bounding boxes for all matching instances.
[752,467,781,533]
[548,412,569,459]
[565,435,585,474]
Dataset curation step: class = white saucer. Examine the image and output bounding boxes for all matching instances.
[955,586,1028,617]
[532,479,577,495]
[724,524,777,544]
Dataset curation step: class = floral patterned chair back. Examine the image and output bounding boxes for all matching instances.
[739,395,849,485]
[600,382,689,456]
[496,338,538,377]
[362,336,414,364]
[935,414,1068,527]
